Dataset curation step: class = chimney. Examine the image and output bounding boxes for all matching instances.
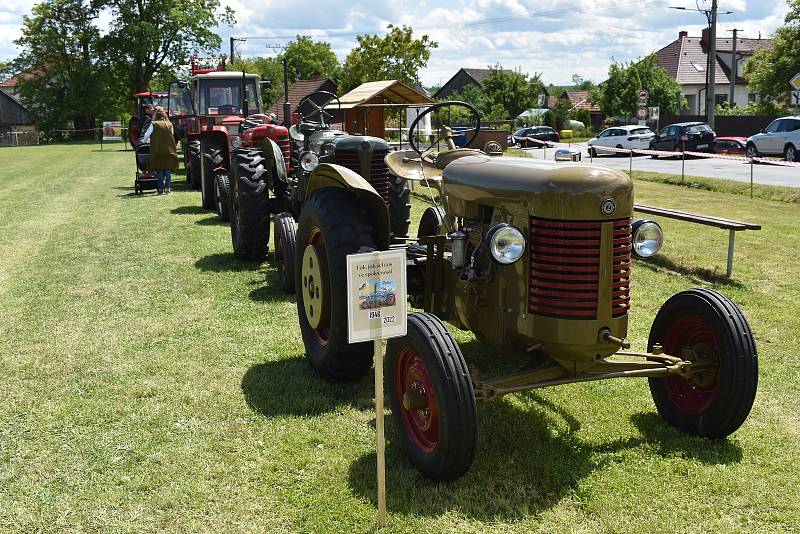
[310,73,321,80]
[701,27,710,46]
[679,30,688,39]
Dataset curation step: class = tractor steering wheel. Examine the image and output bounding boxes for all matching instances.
[297,91,341,126]
[408,101,481,156]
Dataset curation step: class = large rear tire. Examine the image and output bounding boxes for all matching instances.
[274,212,297,294]
[388,174,411,243]
[386,312,477,481]
[215,172,231,222]
[188,140,202,189]
[231,149,270,261]
[296,187,377,382]
[648,288,758,438]
[201,140,223,209]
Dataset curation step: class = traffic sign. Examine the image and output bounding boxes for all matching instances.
[792,91,800,107]
[638,89,649,103]
[790,73,800,91]
[650,106,660,120]
[636,106,649,120]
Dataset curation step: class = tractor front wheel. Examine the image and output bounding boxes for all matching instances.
[387,312,477,481]
[274,212,297,294]
[201,140,223,210]
[388,174,411,243]
[296,187,377,382]
[215,172,231,222]
[648,288,758,438]
[188,140,202,189]
[231,149,270,261]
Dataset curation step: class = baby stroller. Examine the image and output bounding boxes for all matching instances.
[134,142,159,194]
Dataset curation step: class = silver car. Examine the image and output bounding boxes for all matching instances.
[745,116,800,161]
[587,125,655,156]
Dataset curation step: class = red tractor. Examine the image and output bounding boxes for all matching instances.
[127,91,167,146]
[167,57,290,219]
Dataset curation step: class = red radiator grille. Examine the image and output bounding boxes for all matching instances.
[276,137,291,172]
[529,217,631,319]
[334,149,390,202]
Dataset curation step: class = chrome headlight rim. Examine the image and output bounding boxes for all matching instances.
[487,223,526,265]
[631,218,663,259]
[300,151,320,172]
[230,136,242,149]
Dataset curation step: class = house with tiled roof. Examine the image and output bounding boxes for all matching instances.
[655,29,771,115]
[264,74,337,124]
[0,71,37,146]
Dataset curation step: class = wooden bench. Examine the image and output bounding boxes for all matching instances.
[633,203,761,277]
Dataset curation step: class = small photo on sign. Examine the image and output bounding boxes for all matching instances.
[358,279,397,310]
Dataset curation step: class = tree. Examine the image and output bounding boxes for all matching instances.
[12,0,116,134]
[282,36,339,83]
[592,54,684,117]
[0,61,8,77]
[481,65,543,120]
[745,0,800,104]
[339,25,437,93]
[102,0,235,105]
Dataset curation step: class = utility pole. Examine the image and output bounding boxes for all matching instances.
[706,0,718,129]
[728,28,742,107]
[266,44,292,127]
[229,37,246,67]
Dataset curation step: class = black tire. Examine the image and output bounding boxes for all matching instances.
[785,144,797,162]
[647,288,758,438]
[188,140,201,189]
[386,312,477,481]
[417,206,445,238]
[388,174,411,243]
[745,143,758,159]
[215,172,231,222]
[231,149,270,261]
[201,139,223,209]
[296,187,377,382]
[274,212,297,294]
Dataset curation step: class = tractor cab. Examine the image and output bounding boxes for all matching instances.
[128,91,168,146]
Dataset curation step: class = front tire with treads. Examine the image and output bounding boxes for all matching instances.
[215,172,231,222]
[231,149,270,261]
[388,174,411,243]
[201,140,223,209]
[296,187,378,382]
[188,140,201,189]
[274,212,297,294]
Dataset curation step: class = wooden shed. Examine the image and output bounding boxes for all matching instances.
[336,80,435,138]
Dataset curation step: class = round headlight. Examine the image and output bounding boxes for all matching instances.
[300,151,319,172]
[632,219,663,258]
[487,224,526,264]
[230,136,242,149]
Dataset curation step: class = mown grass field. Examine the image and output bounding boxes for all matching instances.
[1,143,798,532]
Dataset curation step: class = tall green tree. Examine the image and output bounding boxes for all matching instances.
[102,0,235,104]
[282,36,339,82]
[592,54,684,117]
[481,65,543,119]
[12,0,115,134]
[745,0,800,104]
[339,25,437,93]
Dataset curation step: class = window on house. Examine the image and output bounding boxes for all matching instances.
[715,94,728,106]
[748,93,757,103]
[690,61,705,72]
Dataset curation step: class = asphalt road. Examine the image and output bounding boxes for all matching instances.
[522,142,800,188]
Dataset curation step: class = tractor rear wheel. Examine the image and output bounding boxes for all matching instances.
[388,174,411,243]
[274,212,297,294]
[215,172,231,222]
[648,288,758,438]
[387,312,477,481]
[296,187,377,382]
[231,149,270,261]
[188,140,201,189]
[201,140,223,209]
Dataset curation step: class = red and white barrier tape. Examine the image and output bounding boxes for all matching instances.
[586,144,800,168]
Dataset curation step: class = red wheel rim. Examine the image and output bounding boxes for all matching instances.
[305,227,329,344]
[661,315,720,414]
[395,346,439,453]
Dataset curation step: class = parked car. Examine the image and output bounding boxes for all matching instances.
[714,137,747,156]
[745,116,800,161]
[508,126,560,147]
[649,122,716,157]
[587,125,654,156]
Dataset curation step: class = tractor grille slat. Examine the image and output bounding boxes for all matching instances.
[334,149,390,202]
[529,217,632,320]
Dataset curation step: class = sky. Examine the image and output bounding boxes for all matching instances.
[0,0,789,86]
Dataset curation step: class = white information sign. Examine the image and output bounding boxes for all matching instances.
[650,106,660,120]
[790,73,800,91]
[102,120,122,141]
[346,249,407,343]
[791,91,800,107]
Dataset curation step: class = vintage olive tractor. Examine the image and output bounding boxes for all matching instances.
[294,102,758,481]
[229,90,411,293]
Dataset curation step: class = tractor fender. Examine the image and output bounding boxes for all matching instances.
[307,163,390,250]
[261,138,288,185]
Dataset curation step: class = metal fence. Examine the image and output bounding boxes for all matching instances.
[0,128,39,147]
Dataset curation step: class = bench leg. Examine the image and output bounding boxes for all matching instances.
[727,229,735,278]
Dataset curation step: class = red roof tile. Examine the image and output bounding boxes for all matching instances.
[265,76,337,123]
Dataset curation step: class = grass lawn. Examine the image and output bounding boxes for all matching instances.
[1,143,799,532]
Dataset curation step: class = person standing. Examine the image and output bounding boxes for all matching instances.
[143,108,178,194]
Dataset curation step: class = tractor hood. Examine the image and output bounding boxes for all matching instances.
[330,135,389,152]
[442,155,633,220]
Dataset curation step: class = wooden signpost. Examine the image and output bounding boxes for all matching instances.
[346,249,407,528]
